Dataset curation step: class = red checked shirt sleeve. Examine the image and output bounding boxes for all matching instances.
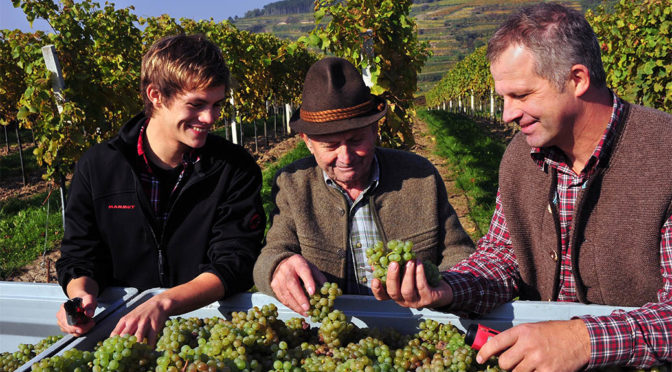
[442,190,521,316]
[578,214,672,369]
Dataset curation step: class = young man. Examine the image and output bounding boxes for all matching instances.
[373,4,672,370]
[253,57,474,315]
[55,34,265,344]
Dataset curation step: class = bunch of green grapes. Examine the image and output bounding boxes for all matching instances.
[33,335,64,355]
[230,304,280,349]
[307,282,342,323]
[277,317,315,347]
[156,317,212,353]
[0,351,25,372]
[317,310,357,348]
[91,334,155,371]
[393,338,431,371]
[269,340,309,372]
[366,240,442,287]
[331,336,394,370]
[0,336,63,372]
[360,326,409,350]
[30,348,94,372]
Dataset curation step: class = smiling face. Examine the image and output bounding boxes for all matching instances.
[148,84,227,157]
[491,44,580,150]
[302,124,377,192]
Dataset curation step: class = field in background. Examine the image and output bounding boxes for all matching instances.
[233,0,605,95]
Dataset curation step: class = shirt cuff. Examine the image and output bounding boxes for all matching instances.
[439,271,481,315]
[575,313,636,369]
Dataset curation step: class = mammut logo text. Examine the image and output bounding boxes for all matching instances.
[108,205,135,210]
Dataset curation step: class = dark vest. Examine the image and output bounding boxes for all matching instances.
[499,103,672,307]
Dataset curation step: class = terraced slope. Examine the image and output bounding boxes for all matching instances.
[233,0,607,95]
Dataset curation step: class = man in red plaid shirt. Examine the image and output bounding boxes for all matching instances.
[373,3,672,370]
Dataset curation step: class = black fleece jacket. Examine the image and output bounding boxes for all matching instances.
[56,113,265,296]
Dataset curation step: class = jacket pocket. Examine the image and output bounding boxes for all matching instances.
[298,235,344,278]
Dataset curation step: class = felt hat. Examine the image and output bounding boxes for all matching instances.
[289,57,387,135]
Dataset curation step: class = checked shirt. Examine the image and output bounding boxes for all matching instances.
[323,157,382,295]
[443,94,672,368]
[136,124,200,231]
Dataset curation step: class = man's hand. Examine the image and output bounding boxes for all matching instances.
[109,272,225,346]
[271,254,327,316]
[58,276,99,337]
[57,294,97,336]
[477,319,591,372]
[371,259,453,309]
[110,295,171,346]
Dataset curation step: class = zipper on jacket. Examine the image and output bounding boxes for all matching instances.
[147,225,166,287]
[153,162,217,288]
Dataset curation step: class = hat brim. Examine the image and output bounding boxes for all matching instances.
[289,96,387,136]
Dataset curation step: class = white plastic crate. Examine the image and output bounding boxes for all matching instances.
[53,288,637,354]
[0,282,137,372]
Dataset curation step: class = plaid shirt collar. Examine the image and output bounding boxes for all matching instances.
[531,92,624,178]
[136,122,201,219]
[136,122,201,172]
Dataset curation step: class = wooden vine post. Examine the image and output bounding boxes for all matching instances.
[41,44,66,229]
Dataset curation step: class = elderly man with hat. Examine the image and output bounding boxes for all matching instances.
[253,57,474,315]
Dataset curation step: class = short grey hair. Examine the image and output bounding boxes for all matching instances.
[487,3,606,91]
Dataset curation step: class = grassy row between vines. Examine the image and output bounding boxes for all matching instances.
[0,189,63,279]
[260,141,311,232]
[417,109,506,238]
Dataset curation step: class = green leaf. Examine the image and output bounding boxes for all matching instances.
[17,107,29,120]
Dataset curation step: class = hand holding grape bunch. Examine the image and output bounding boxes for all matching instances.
[366,240,442,287]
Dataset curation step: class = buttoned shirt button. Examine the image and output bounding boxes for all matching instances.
[550,250,558,261]
[360,277,367,283]
[356,242,362,248]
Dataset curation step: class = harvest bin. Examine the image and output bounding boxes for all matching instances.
[0,282,137,372]
[50,287,636,354]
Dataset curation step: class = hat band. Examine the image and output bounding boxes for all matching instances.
[300,99,375,123]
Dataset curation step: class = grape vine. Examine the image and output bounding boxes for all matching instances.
[427,2,671,117]
[5,0,317,185]
[302,0,432,149]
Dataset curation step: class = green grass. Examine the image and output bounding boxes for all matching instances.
[0,145,40,180]
[260,140,311,233]
[418,109,505,237]
[0,191,63,279]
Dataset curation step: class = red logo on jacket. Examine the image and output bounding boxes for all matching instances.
[108,204,135,210]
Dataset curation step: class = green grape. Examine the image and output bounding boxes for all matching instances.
[307,282,342,323]
[366,240,443,288]
[422,260,442,287]
[92,334,155,371]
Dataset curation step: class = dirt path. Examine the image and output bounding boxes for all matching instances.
[410,117,481,239]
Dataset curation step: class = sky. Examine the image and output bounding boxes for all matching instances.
[1,0,278,32]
